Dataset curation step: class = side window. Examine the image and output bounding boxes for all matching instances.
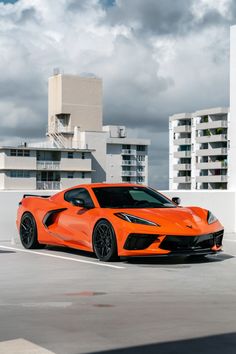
[64,188,94,208]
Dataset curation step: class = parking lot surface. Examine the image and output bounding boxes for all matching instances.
[0,235,236,354]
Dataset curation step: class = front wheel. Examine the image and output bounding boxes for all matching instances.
[92,220,118,262]
[20,212,44,249]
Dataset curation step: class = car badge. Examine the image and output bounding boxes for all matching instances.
[186,225,193,229]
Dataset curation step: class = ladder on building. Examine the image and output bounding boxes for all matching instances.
[48,133,71,148]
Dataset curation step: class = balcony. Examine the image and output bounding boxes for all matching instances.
[173,164,191,171]
[122,160,137,166]
[173,125,191,133]
[173,176,191,183]
[196,161,227,170]
[37,161,60,170]
[121,171,137,177]
[196,120,227,130]
[196,148,227,156]
[196,175,228,183]
[121,149,136,155]
[173,138,191,145]
[196,134,227,144]
[173,151,191,158]
[36,181,61,190]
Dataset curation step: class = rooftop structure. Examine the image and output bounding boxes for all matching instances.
[0,73,150,190]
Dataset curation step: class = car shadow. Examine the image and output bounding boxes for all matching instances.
[122,252,233,266]
[44,245,233,266]
[45,245,97,259]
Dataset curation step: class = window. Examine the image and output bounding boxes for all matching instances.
[137,155,145,162]
[122,144,131,149]
[10,149,16,156]
[68,173,74,179]
[10,149,30,157]
[137,166,144,172]
[68,152,73,159]
[82,152,85,159]
[82,172,85,179]
[24,150,30,157]
[64,188,94,208]
[10,170,30,178]
[137,145,145,152]
[137,176,144,183]
[92,186,175,209]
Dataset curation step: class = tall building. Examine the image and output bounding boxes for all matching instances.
[0,73,149,190]
[169,108,228,190]
[169,24,236,191]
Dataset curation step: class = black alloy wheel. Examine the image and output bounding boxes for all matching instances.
[93,220,118,261]
[20,212,43,249]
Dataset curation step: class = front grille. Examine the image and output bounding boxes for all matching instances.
[124,233,158,250]
[160,230,224,252]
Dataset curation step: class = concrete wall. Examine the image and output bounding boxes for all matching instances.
[48,74,103,133]
[60,151,92,171]
[0,190,54,241]
[163,190,236,233]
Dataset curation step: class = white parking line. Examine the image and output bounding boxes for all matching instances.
[0,245,125,269]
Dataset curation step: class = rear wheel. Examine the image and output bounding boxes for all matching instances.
[20,212,44,249]
[93,220,118,262]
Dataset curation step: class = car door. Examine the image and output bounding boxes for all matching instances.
[53,188,96,249]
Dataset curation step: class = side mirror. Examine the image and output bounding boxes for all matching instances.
[71,198,85,207]
[172,197,181,206]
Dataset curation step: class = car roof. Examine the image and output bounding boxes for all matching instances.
[74,183,146,189]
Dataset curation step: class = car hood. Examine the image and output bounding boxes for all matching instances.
[115,206,217,235]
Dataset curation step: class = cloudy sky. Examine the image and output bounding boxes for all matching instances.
[0,0,235,188]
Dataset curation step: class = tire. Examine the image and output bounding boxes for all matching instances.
[20,212,44,249]
[92,220,118,262]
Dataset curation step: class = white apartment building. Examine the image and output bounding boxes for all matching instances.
[169,107,228,190]
[169,24,236,191]
[0,73,149,190]
[0,146,93,190]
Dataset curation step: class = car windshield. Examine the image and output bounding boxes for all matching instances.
[92,186,176,209]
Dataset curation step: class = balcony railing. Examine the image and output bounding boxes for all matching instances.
[196,134,227,143]
[196,161,228,170]
[173,151,191,158]
[196,148,227,156]
[196,175,228,183]
[173,125,191,133]
[121,171,137,177]
[196,120,227,130]
[121,149,137,155]
[122,160,137,166]
[173,164,191,171]
[173,176,191,183]
[36,181,61,190]
[37,161,60,170]
[173,138,191,145]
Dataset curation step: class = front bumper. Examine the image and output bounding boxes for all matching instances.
[120,229,224,256]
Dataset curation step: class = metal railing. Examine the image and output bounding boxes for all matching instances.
[36,181,61,190]
[37,161,60,170]
[121,149,137,155]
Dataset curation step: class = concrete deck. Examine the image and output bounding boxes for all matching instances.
[0,236,236,354]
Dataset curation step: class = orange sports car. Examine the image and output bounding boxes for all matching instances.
[16,183,224,261]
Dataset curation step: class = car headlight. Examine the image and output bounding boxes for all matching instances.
[114,212,159,226]
[207,211,218,224]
